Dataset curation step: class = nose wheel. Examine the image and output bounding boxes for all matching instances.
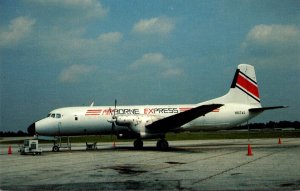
[156,139,169,150]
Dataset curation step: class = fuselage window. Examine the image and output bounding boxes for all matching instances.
[56,114,61,118]
[51,114,55,118]
[47,114,51,117]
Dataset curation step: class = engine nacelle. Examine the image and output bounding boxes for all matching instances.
[116,115,161,138]
[116,115,138,126]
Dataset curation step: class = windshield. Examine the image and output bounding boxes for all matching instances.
[47,113,62,118]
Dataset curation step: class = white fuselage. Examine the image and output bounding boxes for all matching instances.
[35,102,258,136]
[32,64,270,141]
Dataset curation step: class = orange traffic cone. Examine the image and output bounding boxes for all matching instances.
[247,144,253,156]
[8,146,12,155]
[278,137,282,144]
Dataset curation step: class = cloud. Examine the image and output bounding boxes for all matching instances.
[97,32,123,44]
[246,24,299,44]
[30,27,124,65]
[131,53,183,78]
[0,17,121,68]
[241,24,300,68]
[131,53,165,68]
[59,64,95,83]
[0,3,115,69]
[0,16,36,47]
[164,68,183,78]
[26,0,107,25]
[132,16,175,36]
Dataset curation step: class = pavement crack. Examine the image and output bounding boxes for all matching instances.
[192,147,293,185]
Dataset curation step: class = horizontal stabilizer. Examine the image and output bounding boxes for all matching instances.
[147,104,223,132]
[249,106,287,112]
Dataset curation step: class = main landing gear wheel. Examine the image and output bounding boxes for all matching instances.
[52,145,60,152]
[157,139,169,150]
[133,139,143,149]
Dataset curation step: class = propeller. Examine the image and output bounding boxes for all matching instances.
[109,99,117,139]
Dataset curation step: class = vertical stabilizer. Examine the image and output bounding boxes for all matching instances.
[216,64,261,106]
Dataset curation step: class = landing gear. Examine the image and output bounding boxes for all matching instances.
[133,138,169,150]
[52,145,60,152]
[133,139,143,149]
[51,137,71,152]
[156,139,169,150]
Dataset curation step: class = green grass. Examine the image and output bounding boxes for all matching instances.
[1,130,300,144]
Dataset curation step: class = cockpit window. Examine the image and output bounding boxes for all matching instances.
[48,113,62,118]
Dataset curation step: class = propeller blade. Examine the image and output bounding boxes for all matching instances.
[111,122,115,140]
[113,99,117,118]
[110,99,118,140]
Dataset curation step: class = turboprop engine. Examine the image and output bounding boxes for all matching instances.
[116,115,162,138]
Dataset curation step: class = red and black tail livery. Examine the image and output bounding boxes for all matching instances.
[231,68,260,103]
[214,64,261,105]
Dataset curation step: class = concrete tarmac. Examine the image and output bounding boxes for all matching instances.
[1,138,300,190]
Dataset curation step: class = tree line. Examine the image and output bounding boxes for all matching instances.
[0,130,29,137]
[234,121,300,130]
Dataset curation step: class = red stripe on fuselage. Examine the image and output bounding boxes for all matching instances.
[179,108,191,112]
[237,73,259,98]
[86,109,102,116]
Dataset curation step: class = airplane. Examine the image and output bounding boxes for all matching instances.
[27,64,285,151]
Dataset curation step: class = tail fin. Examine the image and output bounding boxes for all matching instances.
[217,64,261,106]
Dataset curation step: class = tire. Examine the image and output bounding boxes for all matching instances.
[52,145,60,152]
[157,139,169,150]
[133,139,143,149]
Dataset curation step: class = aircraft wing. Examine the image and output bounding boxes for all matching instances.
[146,104,223,132]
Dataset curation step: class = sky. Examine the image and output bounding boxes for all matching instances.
[1,0,299,132]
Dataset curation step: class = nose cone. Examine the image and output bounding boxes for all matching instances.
[27,123,36,135]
